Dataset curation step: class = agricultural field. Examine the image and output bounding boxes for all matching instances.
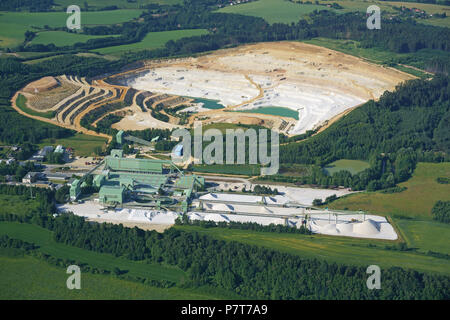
[318,0,450,27]
[0,9,143,48]
[54,0,183,10]
[329,162,450,219]
[303,38,440,77]
[0,255,216,299]
[0,222,186,284]
[323,159,370,176]
[92,29,209,55]
[175,225,450,275]
[31,31,120,47]
[217,0,335,24]
[394,218,450,255]
[38,133,108,157]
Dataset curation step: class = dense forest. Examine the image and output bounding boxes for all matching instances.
[0,209,447,300]
[0,0,53,11]
[432,200,450,223]
[276,76,450,190]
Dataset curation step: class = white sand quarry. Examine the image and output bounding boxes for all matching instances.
[131,68,259,107]
[127,42,414,135]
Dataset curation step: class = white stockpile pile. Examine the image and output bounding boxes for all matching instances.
[57,193,397,240]
[306,215,397,240]
[58,201,180,225]
[190,193,397,240]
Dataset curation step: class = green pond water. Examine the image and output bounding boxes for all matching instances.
[187,97,225,109]
[234,106,299,120]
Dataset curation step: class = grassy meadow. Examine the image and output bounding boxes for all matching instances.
[16,94,55,119]
[54,0,183,10]
[0,222,186,284]
[38,133,108,156]
[324,159,370,176]
[303,38,443,77]
[175,224,450,275]
[329,162,450,219]
[92,29,209,55]
[217,0,334,24]
[0,9,143,48]
[0,254,216,299]
[31,31,120,47]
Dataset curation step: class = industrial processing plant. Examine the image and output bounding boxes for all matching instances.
[69,131,204,213]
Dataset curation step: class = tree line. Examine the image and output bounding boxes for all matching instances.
[277,76,449,191]
[1,211,446,299]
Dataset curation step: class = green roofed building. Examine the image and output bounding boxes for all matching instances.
[105,156,163,174]
[99,185,125,205]
[94,148,197,208]
[93,174,106,188]
[176,175,205,190]
[69,179,81,201]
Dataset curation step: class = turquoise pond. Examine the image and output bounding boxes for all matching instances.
[187,97,225,109]
[234,106,299,120]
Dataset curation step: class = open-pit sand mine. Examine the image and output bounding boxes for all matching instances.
[13,42,415,138]
[126,42,415,135]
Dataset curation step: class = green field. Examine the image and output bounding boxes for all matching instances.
[323,159,370,175]
[175,225,450,275]
[38,133,108,156]
[0,222,186,284]
[233,106,299,120]
[0,255,216,299]
[0,10,143,48]
[54,0,182,10]
[93,29,209,55]
[193,164,261,176]
[394,218,450,255]
[15,94,55,119]
[303,38,440,77]
[217,0,334,24]
[315,0,450,27]
[31,31,119,47]
[329,162,450,219]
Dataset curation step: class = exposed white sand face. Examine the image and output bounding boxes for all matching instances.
[239,79,365,134]
[130,67,259,107]
[125,42,414,135]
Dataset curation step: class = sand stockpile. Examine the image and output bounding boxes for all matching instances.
[353,219,380,235]
[23,76,59,93]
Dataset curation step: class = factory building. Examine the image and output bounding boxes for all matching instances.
[72,148,204,211]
